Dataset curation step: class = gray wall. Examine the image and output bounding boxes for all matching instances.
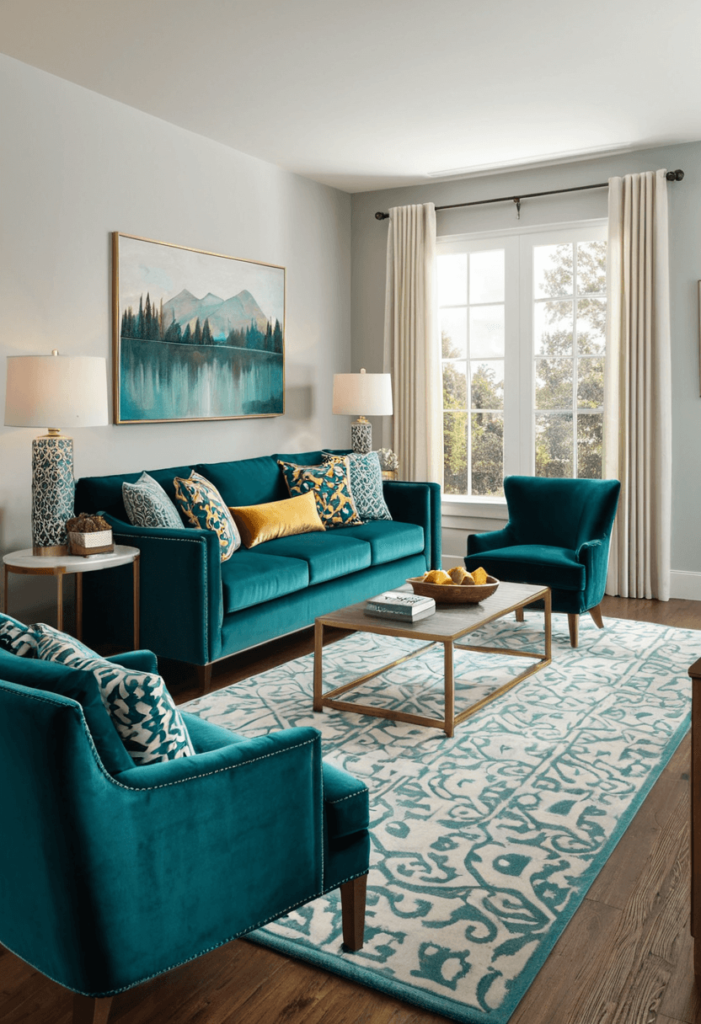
[0,54,351,620]
[352,143,701,583]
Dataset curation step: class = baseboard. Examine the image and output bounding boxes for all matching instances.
[439,564,701,602]
[669,570,701,601]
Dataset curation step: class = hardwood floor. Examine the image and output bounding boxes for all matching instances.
[3,598,701,1024]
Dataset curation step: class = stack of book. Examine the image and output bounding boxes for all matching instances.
[365,590,436,623]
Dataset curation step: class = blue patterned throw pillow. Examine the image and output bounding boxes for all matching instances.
[122,472,183,529]
[278,459,363,528]
[322,451,392,522]
[31,623,195,765]
[173,471,241,560]
[0,618,37,656]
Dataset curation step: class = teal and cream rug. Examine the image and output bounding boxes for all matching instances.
[186,613,694,1024]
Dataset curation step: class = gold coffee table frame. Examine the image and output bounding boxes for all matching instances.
[314,582,551,737]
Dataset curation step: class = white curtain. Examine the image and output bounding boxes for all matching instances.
[604,170,672,600]
[383,203,443,483]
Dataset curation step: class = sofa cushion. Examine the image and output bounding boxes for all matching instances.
[220,549,310,614]
[122,472,183,529]
[252,531,371,585]
[174,471,241,561]
[341,521,425,566]
[230,491,325,549]
[323,451,392,522]
[31,623,195,765]
[195,456,287,507]
[465,544,586,592]
[278,458,362,529]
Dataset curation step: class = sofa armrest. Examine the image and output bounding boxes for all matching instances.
[106,649,159,675]
[576,539,609,607]
[97,515,223,665]
[467,525,515,556]
[383,481,442,570]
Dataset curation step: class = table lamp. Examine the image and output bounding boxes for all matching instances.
[4,351,109,555]
[332,368,393,453]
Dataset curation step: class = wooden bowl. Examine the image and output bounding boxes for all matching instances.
[407,574,500,604]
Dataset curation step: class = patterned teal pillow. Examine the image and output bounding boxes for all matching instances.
[123,472,182,529]
[278,458,362,528]
[31,623,195,765]
[173,470,241,561]
[322,451,392,522]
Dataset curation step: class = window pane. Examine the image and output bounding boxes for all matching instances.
[471,360,504,410]
[577,357,604,409]
[469,249,504,304]
[440,307,467,358]
[443,361,467,410]
[535,413,573,478]
[471,412,504,496]
[443,411,468,495]
[535,359,573,410]
[534,243,573,298]
[577,241,606,294]
[437,253,467,306]
[534,299,573,355]
[577,298,606,355]
[577,413,603,478]
[470,305,504,358]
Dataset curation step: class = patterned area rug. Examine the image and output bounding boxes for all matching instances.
[185,613,694,1024]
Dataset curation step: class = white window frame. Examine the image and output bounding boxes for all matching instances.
[438,218,607,524]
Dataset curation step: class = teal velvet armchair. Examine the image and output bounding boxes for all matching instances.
[0,614,370,1024]
[465,476,620,647]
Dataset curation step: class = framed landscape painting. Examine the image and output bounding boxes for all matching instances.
[112,233,285,423]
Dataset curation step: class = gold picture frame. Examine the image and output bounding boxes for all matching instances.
[112,232,285,424]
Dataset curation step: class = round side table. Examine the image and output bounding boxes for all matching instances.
[3,545,141,647]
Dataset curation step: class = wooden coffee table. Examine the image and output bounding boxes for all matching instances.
[313,582,551,736]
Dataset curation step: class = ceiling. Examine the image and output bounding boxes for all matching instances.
[1,0,700,193]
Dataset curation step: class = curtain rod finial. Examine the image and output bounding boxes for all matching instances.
[375,211,389,220]
[666,169,684,181]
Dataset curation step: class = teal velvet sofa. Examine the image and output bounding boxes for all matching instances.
[466,475,620,647]
[75,449,441,688]
[0,612,370,1024]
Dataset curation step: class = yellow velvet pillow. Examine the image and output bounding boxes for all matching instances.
[229,490,326,549]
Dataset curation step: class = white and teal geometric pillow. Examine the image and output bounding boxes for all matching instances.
[0,618,37,656]
[322,451,392,522]
[122,472,183,529]
[31,623,195,765]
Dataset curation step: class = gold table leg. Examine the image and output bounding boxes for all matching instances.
[444,641,455,737]
[3,565,8,614]
[56,569,64,631]
[133,553,140,649]
[75,573,83,640]
[313,619,324,712]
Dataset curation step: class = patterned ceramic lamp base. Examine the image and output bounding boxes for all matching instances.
[32,434,74,555]
[351,419,372,454]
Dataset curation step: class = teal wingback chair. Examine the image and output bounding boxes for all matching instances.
[0,614,370,1024]
[465,476,621,647]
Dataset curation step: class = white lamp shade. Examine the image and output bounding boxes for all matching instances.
[332,370,393,417]
[4,355,109,429]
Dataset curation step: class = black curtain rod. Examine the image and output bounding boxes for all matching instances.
[374,169,685,220]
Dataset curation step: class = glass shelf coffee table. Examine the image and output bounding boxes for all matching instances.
[313,581,551,737]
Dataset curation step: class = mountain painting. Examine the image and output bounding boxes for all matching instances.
[113,233,285,423]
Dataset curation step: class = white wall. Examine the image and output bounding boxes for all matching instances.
[0,54,351,620]
[351,143,701,596]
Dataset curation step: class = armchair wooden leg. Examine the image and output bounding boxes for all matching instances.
[73,994,113,1024]
[515,607,525,622]
[589,604,604,629]
[196,663,213,694]
[340,873,368,951]
[567,614,579,648]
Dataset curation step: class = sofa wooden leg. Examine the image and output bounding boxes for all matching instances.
[567,614,579,648]
[196,663,213,694]
[589,604,604,629]
[340,873,368,951]
[515,607,525,622]
[73,995,113,1024]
